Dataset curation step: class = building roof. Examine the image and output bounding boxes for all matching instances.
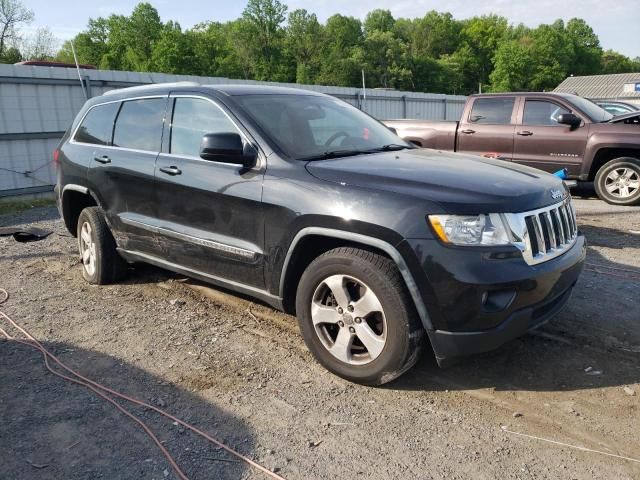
[554,73,640,100]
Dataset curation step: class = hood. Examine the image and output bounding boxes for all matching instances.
[608,111,640,123]
[305,148,568,214]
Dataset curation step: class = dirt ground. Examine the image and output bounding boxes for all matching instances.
[1,196,639,480]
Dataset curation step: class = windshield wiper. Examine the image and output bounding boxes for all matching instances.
[366,144,412,152]
[299,149,374,161]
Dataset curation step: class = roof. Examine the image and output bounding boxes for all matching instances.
[205,84,325,96]
[554,73,640,100]
[101,82,325,99]
[470,92,569,98]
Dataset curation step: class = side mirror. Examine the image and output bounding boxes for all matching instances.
[387,126,398,135]
[199,132,257,168]
[557,113,581,128]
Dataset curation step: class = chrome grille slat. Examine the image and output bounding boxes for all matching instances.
[542,211,556,249]
[504,197,578,266]
[552,208,565,245]
[566,204,576,237]
[559,206,570,242]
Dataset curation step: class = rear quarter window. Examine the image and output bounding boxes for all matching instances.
[73,102,119,145]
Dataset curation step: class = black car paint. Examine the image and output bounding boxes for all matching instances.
[57,84,586,366]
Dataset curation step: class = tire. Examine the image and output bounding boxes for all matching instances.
[77,207,127,284]
[295,247,424,386]
[594,157,640,206]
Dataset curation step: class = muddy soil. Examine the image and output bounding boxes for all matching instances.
[1,198,639,479]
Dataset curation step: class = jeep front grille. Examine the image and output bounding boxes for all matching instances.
[504,198,578,266]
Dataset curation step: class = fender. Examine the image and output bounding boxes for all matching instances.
[582,131,640,179]
[60,183,110,233]
[279,227,434,331]
[61,183,89,195]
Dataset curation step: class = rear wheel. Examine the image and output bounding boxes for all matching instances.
[295,247,424,386]
[77,207,127,284]
[594,157,640,206]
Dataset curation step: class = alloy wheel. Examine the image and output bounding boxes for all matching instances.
[79,221,97,276]
[311,274,387,365]
[604,167,640,199]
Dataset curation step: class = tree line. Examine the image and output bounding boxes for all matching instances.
[2,0,640,95]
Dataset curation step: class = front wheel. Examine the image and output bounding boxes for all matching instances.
[295,247,424,386]
[594,157,640,206]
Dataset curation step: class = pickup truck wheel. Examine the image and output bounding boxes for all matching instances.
[295,247,424,386]
[77,207,127,284]
[594,158,640,206]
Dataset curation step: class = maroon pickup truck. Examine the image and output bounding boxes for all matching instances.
[385,93,640,206]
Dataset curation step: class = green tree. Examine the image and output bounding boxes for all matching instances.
[411,11,461,58]
[0,44,19,62]
[490,39,533,91]
[150,22,194,74]
[316,14,363,86]
[358,29,411,89]
[240,0,289,81]
[363,9,395,34]
[458,15,509,90]
[565,18,602,76]
[527,21,573,90]
[600,49,637,74]
[56,18,109,66]
[286,9,322,84]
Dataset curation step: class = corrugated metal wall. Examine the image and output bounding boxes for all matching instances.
[0,64,467,197]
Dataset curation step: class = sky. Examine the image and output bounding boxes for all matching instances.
[22,0,640,59]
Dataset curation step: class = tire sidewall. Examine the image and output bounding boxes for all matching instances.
[77,209,104,283]
[296,252,412,385]
[595,157,640,206]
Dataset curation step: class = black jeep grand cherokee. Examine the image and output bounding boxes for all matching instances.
[55,83,586,385]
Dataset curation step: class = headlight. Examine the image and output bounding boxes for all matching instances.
[428,214,511,246]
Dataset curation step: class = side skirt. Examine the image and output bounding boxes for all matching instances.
[118,248,284,311]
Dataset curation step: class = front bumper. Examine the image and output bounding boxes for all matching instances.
[402,233,586,366]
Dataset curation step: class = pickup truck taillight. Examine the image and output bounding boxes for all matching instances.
[53,148,60,167]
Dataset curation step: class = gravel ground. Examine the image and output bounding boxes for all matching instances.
[1,197,639,480]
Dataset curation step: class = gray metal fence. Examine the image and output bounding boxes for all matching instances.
[0,64,467,198]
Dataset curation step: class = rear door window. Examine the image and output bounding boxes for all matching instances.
[468,97,515,124]
[523,100,570,126]
[170,97,239,157]
[113,98,166,152]
[74,103,119,145]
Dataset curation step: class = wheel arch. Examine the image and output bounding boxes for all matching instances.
[60,184,99,236]
[588,147,640,181]
[279,227,433,331]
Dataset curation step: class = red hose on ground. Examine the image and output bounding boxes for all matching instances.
[0,288,286,480]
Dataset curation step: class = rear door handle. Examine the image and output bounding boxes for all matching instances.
[159,166,182,176]
[517,131,533,136]
[460,129,475,134]
[93,155,111,164]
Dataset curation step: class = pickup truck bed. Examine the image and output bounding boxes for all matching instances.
[384,119,458,151]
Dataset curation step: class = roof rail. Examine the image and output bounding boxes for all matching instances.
[102,81,201,96]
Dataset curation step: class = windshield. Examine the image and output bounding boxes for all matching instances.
[233,94,409,159]
[556,93,613,122]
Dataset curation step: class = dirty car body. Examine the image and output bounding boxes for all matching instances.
[55,84,586,382]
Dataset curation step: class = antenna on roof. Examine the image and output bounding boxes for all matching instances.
[361,69,367,111]
[71,41,88,100]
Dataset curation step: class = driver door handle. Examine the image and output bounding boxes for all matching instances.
[460,129,475,134]
[159,166,182,176]
[517,131,534,136]
[93,155,111,164]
